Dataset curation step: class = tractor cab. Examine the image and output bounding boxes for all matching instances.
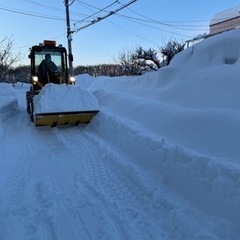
[26,40,99,127]
[29,40,75,91]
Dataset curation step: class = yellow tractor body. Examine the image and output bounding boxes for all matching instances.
[26,40,99,127]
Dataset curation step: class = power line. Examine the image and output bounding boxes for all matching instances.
[16,0,65,13]
[74,0,138,33]
[1,0,210,33]
[72,0,195,44]
[115,14,209,35]
[0,0,210,49]
[0,5,65,20]
[114,3,210,33]
[116,13,209,29]
[0,2,86,21]
[106,18,160,46]
[73,0,209,39]
[74,0,119,26]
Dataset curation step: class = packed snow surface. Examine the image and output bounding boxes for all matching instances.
[33,83,99,113]
[1,29,240,240]
[210,5,240,25]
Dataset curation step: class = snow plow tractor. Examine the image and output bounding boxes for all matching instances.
[26,40,99,127]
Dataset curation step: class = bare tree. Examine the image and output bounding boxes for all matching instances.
[131,47,160,74]
[160,40,185,66]
[74,64,124,77]
[115,47,161,75]
[0,36,22,82]
[114,48,135,75]
[11,65,31,83]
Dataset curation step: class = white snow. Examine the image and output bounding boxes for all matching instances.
[210,5,240,26]
[33,83,99,113]
[1,29,240,239]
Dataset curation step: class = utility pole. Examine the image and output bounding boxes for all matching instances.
[64,0,73,76]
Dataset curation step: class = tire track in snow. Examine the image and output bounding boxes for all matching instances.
[0,110,32,196]
[0,111,92,239]
[56,126,207,239]
[0,111,37,239]
[0,111,69,240]
[1,104,238,239]
[20,126,94,240]
[88,108,240,238]
[55,126,128,240]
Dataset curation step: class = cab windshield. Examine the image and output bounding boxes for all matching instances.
[34,51,64,74]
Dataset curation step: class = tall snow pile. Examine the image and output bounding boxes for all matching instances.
[75,30,240,237]
[86,29,240,162]
[33,83,99,113]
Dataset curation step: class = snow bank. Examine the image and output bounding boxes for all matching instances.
[77,30,240,237]
[210,5,240,26]
[33,84,99,114]
[90,109,240,235]
[0,97,18,114]
[0,83,18,115]
[0,83,17,96]
[86,29,240,162]
[75,73,96,90]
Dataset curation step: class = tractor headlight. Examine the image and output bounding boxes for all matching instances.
[32,76,38,82]
[69,76,75,85]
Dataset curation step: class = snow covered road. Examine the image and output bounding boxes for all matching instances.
[2,30,240,239]
[0,82,239,240]
[0,103,190,239]
[0,104,169,239]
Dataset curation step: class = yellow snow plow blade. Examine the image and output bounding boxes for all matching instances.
[34,110,99,127]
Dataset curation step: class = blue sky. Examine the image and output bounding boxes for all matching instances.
[0,0,239,67]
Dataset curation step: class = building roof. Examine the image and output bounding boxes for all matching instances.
[210,6,240,26]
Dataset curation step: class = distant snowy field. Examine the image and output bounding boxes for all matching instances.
[0,29,240,239]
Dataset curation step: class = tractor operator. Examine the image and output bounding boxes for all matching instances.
[38,53,58,84]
